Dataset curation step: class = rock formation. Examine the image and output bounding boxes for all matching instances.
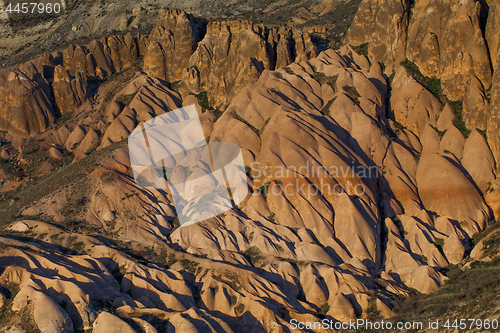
[0,3,499,332]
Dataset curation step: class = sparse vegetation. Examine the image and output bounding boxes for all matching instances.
[401,59,470,137]
[169,80,181,92]
[485,84,492,103]
[366,293,381,320]
[244,246,264,267]
[273,71,284,80]
[260,118,271,135]
[116,90,139,106]
[191,91,224,123]
[433,238,445,256]
[284,67,294,75]
[320,96,337,115]
[234,303,245,316]
[394,256,500,322]
[180,258,199,274]
[231,111,260,134]
[313,72,338,92]
[342,85,361,105]
[476,128,487,140]
[259,181,271,198]
[100,171,117,184]
[351,42,369,58]
[193,91,211,110]
[171,217,181,232]
[212,271,243,292]
[317,303,330,318]
[431,125,447,140]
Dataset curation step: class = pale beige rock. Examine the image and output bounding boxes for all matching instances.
[462,130,495,193]
[486,188,500,221]
[420,125,441,154]
[76,129,100,154]
[92,312,136,333]
[442,234,465,265]
[65,125,86,151]
[105,100,123,123]
[49,147,63,159]
[0,149,10,159]
[416,153,490,235]
[437,104,455,131]
[33,292,74,333]
[327,293,356,322]
[102,210,115,222]
[10,222,29,233]
[439,126,465,159]
[12,286,74,333]
[391,67,442,136]
[132,318,157,333]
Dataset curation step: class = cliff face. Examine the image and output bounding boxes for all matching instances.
[0,10,319,137]
[346,0,500,168]
[0,3,499,333]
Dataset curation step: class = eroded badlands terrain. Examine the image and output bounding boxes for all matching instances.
[0,0,500,332]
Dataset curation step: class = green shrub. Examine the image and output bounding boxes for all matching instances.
[320,97,337,115]
[317,303,330,317]
[342,85,361,105]
[244,246,264,267]
[313,72,338,91]
[100,171,117,184]
[180,259,199,274]
[351,43,369,57]
[259,182,271,197]
[235,303,245,316]
[231,111,259,134]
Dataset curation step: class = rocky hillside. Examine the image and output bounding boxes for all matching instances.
[0,0,359,66]
[0,0,499,332]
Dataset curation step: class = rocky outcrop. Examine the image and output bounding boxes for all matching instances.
[93,312,136,333]
[406,0,491,102]
[345,0,409,72]
[416,153,490,235]
[184,20,317,107]
[0,68,55,137]
[487,45,500,167]
[462,130,496,193]
[390,66,441,135]
[143,10,197,81]
[486,0,500,70]
[52,66,88,114]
